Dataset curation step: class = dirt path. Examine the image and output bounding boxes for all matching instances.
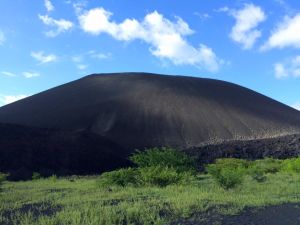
[172,203,300,225]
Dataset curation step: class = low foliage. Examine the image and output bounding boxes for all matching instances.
[48,175,58,183]
[97,168,140,187]
[206,158,249,189]
[0,173,8,183]
[97,166,194,187]
[247,158,283,182]
[250,158,283,174]
[98,148,197,187]
[0,172,8,191]
[129,147,197,172]
[248,167,267,182]
[139,166,194,187]
[281,157,300,173]
[32,172,41,180]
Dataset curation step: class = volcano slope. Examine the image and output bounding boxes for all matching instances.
[0,73,300,177]
[0,123,129,180]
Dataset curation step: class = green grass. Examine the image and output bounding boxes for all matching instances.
[1,172,300,225]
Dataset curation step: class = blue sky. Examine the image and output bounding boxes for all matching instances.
[0,0,299,110]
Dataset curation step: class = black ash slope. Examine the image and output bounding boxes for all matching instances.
[0,123,129,180]
[0,72,300,150]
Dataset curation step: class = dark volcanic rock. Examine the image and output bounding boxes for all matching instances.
[186,134,300,169]
[0,73,300,149]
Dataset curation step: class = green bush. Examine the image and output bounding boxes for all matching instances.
[281,157,300,173]
[139,166,194,187]
[249,167,267,182]
[213,158,250,169]
[250,158,283,174]
[129,147,197,172]
[0,172,8,191]
[206,158,248,189]
[32,172,41,180]
[97,168,140,187]
[0,173,8,183]
[97,166,195,188]
[49,175,57,183]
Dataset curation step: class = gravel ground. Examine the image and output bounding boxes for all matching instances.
[171,203,300,225]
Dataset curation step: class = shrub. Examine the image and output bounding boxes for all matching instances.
[49,175,57,183]
[0,172,8,191]
[129,147,197,172]
[32,172,41,180]
[97,168,140,187]
[213,158,250,169]
[249,167,267,182]
[97,166,195,188]
[251,158,283,174]
[281,157,300,173]
[139,166,194,187]
[97,148,198,188]
[0,173,8,183]
[206,158,248,189]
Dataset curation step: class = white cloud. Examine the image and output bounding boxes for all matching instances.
[88,51,111,59]
[292,102,300,111]
[23,72,40,78]
[274,55,300,79]
[78,8,223,72]
[39,14,73,37]
[31,51,57,64]
[72,56,83,63]
[0,94,29,106]
[72,51,111,66]
[77,64,88,70]
[274,63,288,79]
[215,6,230,13]
[44,0,54,12]
[230,4,266,49]
[262,14,300,50]
[0,31,5,45]
[1,71,16,77]
[194,12,211,21]
[73,2,87,15]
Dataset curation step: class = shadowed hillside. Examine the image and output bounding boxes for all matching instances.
[0,123,129,180]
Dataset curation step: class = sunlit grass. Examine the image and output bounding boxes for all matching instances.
[1,172,300,225]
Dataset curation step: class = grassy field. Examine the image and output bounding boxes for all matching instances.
[1,172,300,225]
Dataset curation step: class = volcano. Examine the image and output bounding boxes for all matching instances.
[1,73,300,178]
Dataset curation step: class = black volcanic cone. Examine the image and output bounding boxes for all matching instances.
[0,72,300,149]
[1,73,300,179]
